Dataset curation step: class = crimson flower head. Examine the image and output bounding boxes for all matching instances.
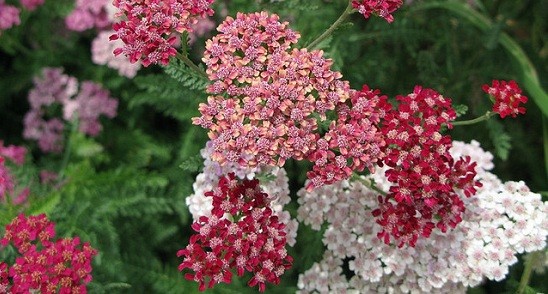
[352,0,403,23]
[482,80,528,118]
[0,214,97,293]
[178,173,293,292]
[111,0,215,66]
[374,86,481,247]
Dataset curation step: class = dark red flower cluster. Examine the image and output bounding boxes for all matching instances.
[111,0,215,66]
[306,85,388,190]
[352,0,403,23]
[178,173,292,292]
[482,80,528,118]
[0,214,97,293]
[373,86,481,247]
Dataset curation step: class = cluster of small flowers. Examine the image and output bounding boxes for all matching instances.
[23,67,118,153]
[178,173,293,292]
[352,0,404,23]
[0,214,97,293]
[111,0,215,66]
[186,141,298,246]
[306,85,387,190]
[194,12,353,170]
[296,140,547,293]
[91,30,142,78]
[483,79,528,118]
[0,141,29,204]
[374,86,481,247]
[0,0,44,33]
[65,0,111,32]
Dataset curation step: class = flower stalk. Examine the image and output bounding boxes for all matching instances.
[306,1,355,50]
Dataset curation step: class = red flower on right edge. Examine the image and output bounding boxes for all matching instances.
[482,80,528,118]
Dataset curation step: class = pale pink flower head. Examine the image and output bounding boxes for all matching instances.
[19,0,44,11]
[352,0,403,23]
[195,12,351,171]
[65,0,111,31]
[0,1,20,32]
[482,80,527,118]
[91,30,141,78]
[111,0,215,66]
[0,141,26,165]
[0,143,29,205]
[63,81,118,136]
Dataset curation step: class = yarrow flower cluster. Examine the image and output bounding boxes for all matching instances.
[352,0,404,23]
[0,141,29,204]
[0,0,44,33]
[65,0,112,32]
[306,85,387,190]
[23,67,118,153]
[194,11,352,170]
[482,79,528,118]
[110,0,215,66]
[186,141,298,246]
[178,173,293,292]
[297,141,547,293]
[0,214,97,293]
[375,86,481,247]
[91,30,142,78]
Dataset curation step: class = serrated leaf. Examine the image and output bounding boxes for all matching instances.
[487,120,512,160]
[179,154,203,172]
[454,104,469,118]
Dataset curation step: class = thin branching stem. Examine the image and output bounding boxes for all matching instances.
[452,111,495,126]
[175,52,208,78]
[306,1,355,50]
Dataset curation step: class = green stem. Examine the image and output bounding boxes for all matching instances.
[175,52,208,78]
[543,116,548,180]
[58,118,79,179]
[452,111,495,126]
[413,1,548,117]
[517,251,542,294]
[306,1,355,50]
[351,173,387,196]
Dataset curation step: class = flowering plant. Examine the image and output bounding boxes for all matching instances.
[0,0,546,293]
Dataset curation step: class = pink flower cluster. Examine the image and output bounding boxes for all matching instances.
[91,30,142,78]
[178,173,293,292]
[194,12,352,170]
[306,85,387,190]
[23,67,118,153]
[352,0,404,23]
[111,0,215,66]
[482,79,528,118]
[0,1,20,32]
[0,214,97,293]
[65,0,111,32]
[374,86,481,247]
[0,0,44,33]
[0,141,29,205]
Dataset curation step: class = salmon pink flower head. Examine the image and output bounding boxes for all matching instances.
[374,86,481,247]
[110,0,215,66]
[306,85,388,190]
[178,173,293,292]
[482,80,528,118]
[194,12,352,170]
[352,0,403,23]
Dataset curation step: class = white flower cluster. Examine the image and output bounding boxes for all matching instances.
[186,141,299,246]
[297,141,547,293]
[91,30,141,78]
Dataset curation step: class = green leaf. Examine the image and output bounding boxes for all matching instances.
[487,119,512,160]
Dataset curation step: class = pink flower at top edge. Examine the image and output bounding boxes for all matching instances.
[65,0,111,31]
[352,0,403,23]
[482,80,528,118]
[110,0,215,66]
[0,1,20,32]
[19,0,44,11]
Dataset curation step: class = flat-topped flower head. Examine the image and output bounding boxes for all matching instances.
[178,173,293,292]
[482,80,527,118]
[195,12,351,169]
[111,0,215,66]
[374,86,481,247]
[352,0,403,23]
[1,214,98,293]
